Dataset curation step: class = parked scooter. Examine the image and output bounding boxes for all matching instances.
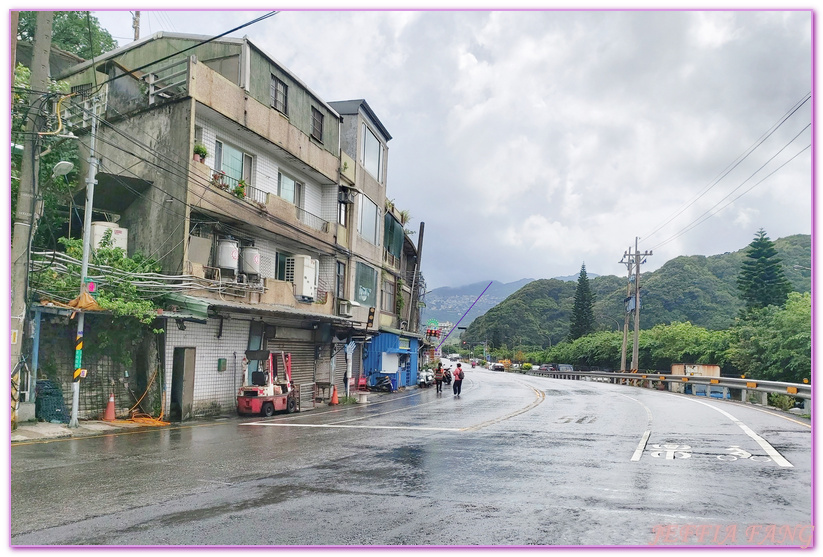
[443,368,452,385]
[417,369,434,388]
[369,375,394,392]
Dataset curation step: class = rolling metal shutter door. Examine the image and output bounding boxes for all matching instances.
[352,345,363,378]
[265,340,316,385]
[334,349,348,394]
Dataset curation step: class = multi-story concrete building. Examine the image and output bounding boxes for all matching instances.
[330,100,424,390]
[44,32,424,419]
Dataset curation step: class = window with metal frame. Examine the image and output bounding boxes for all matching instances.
[361,123,382,181]
[338,201,348,226]
[215,140,252,184]
[358,195,380,245]
[278,171,303,206]
[355,262,377,307]
[381,278,395,313]
[270,75,288,115]
[336,261,346,299]
[311,106,323,142]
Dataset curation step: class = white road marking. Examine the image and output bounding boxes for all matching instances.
[613,392,654,462]
[631,430,651,461]
[672,395,794,468]
[241,423,459,432]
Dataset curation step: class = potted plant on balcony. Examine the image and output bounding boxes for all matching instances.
[211,171,228,190]
[233,179,247,199]
[193,143,208,163]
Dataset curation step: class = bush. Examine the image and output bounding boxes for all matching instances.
[768,393,795,411]
[522,363,533,371]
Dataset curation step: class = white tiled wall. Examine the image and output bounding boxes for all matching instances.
[164,317,250,416]
[197,117,328,216]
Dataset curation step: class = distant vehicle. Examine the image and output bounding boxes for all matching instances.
[447,353,461,361]
[695,385,731,399]
[538,364,557,372]
[491,363,505,371]
[558,364,574,372]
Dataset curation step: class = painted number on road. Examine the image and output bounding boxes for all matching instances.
[650,443,692,459]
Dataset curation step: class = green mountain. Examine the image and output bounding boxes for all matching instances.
[462,234,810,349]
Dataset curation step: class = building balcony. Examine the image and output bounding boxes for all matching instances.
[189,160,334,251]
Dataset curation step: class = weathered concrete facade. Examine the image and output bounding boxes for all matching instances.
[46,32,423,418]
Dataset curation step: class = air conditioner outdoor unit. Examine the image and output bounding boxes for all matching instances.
[286,255,318,301]
[338,299,353,318]
[338,190,355,204]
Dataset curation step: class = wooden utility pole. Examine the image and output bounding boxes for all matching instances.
[628,238,652,371]
[10,11,20,70]
[11,11,52,407]
[406,221,425,330]
[618,246,633,372]
[132,11,140,41]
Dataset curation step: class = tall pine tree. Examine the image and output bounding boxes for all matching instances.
[737,228,792,311]
[569,263,595,340]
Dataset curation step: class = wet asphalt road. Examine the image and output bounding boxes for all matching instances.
[10,366,812,547]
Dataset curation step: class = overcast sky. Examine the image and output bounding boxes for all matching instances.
[92,7,813,290]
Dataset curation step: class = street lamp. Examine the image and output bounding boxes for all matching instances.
[598,314,622,331]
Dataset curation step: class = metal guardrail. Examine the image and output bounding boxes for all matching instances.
[527,369,811,400]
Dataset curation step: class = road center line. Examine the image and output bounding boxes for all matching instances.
[670,395,794,467]
[241,423,459,431]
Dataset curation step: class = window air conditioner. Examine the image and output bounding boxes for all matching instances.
[338,190,355,204]
[286,255,318,301]
[338,299,353,318]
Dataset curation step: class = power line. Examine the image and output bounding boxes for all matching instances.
[63,101,349,261]
[89,11,278,95]
[641,92,812,242]
[649,139,811,251]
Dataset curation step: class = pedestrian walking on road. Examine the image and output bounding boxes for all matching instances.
[434,362,445,393]
[453,363,464,396]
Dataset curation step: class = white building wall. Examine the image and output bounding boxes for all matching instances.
[164,317,250,417]
[197,117,327,215]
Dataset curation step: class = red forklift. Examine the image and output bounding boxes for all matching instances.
[237,350,299,416]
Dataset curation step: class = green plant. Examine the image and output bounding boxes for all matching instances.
[522,363,533,371]
[211,171,227,189]
[193,142,208,159]
[395,278,405,316]
[768,393,796,411]
[339,395,358,405]
[233,180,247,198]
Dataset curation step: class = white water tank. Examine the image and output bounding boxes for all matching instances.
[217,239,239,272]
[91,221,128,252]
[241,246,261,275]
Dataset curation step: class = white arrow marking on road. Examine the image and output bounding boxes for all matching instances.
[668,395,793,468]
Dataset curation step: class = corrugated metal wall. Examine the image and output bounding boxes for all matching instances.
[363,333,419,388]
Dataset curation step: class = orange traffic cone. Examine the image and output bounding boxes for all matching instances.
[330,386,339,405]
[102,393,116,421]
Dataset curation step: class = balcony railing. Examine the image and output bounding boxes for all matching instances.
[383,250,400,269]
[296,206,330,233]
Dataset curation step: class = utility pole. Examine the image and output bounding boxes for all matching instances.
[68,96,99,428]
[618,245,633,372]
[406,221,425,330]
[11,12,52,412]
[623,237,652,371]
[132,11,140,41]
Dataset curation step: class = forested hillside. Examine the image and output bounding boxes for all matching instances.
[462,234,810,349]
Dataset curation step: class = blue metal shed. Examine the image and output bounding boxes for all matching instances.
[362,331,420,388]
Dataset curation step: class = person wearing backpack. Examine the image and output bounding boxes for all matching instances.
[453,362,465,396]
[434,362,445,393]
